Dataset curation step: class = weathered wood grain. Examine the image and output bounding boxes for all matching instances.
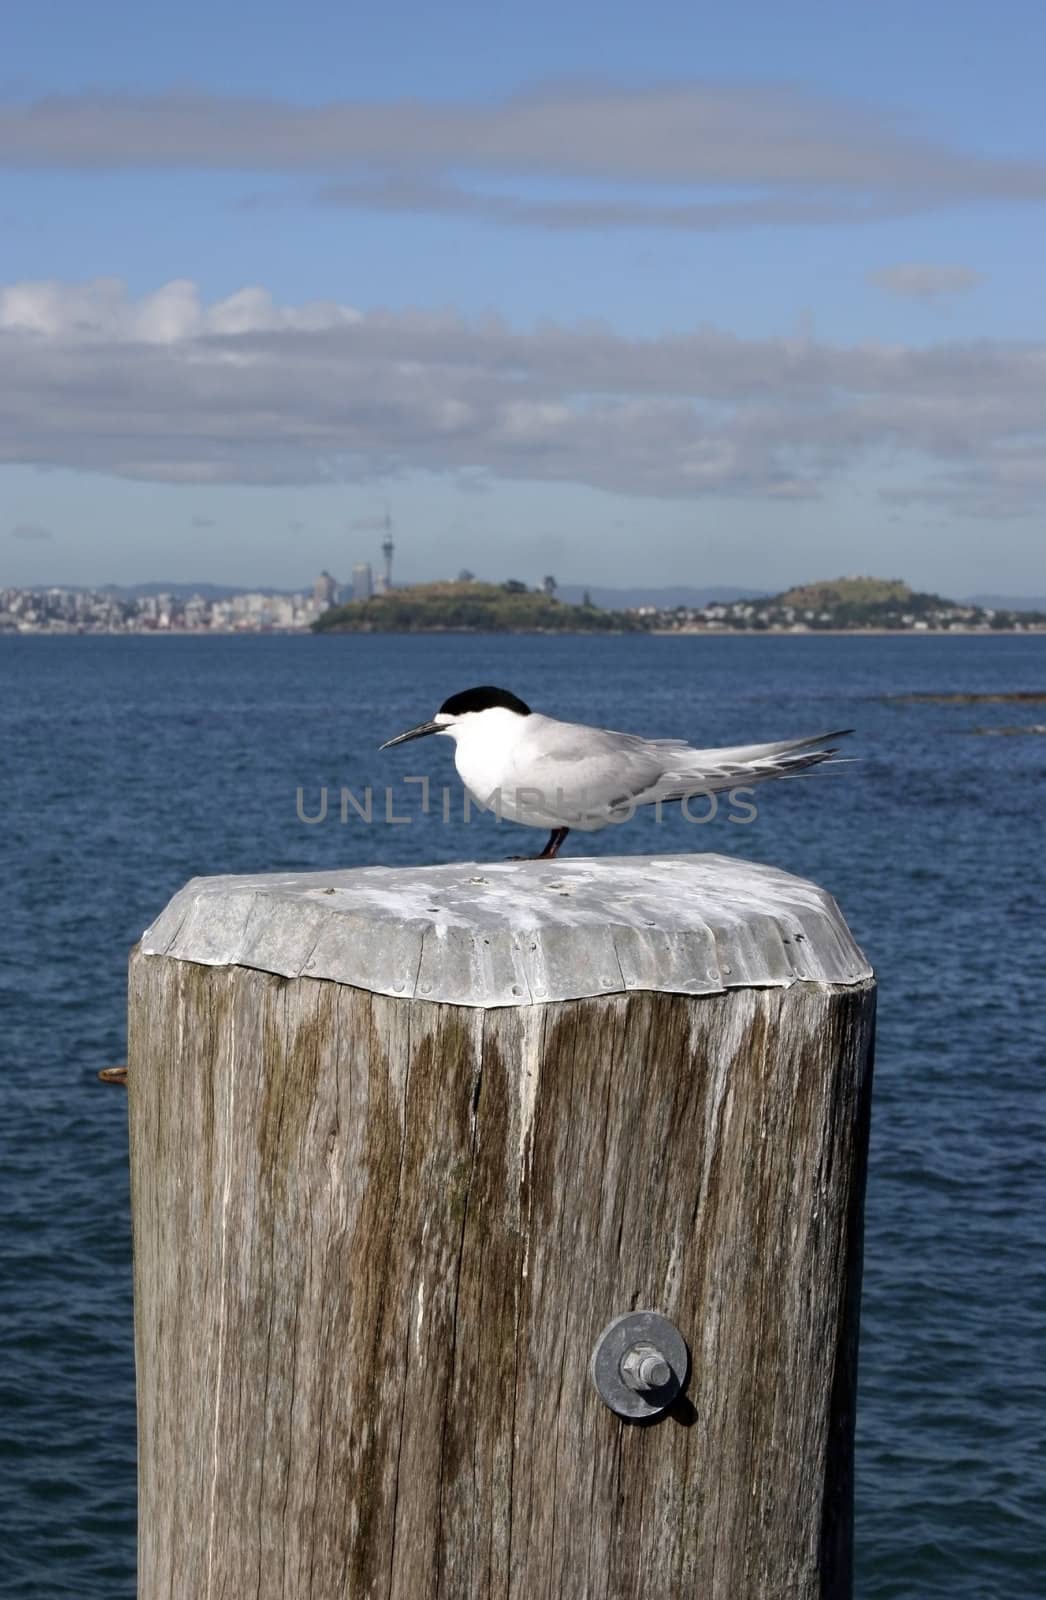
[129,949,874,1599]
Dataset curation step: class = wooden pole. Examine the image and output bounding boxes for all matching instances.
[128,853,874,1600]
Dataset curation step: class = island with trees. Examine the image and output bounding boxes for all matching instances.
[653,577,1046,633]
[311,578,645,633]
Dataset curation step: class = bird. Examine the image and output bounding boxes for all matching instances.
[380,684,851,860]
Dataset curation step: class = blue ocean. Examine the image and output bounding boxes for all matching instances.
[2,632,1043,1598]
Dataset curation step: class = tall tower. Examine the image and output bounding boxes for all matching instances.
[381,515,394,591]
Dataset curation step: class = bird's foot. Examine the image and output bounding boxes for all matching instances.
[507,827,570,862]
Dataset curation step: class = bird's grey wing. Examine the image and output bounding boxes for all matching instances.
[514,717,850,817]
[515,720,671,813]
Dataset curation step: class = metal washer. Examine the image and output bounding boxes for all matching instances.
[590,1310,689,1421]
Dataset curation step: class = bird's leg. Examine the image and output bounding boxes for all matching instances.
[508,826,570,862]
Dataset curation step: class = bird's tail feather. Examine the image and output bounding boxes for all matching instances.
[659,730,853,799]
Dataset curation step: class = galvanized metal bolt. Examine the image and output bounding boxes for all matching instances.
[590,1311,689,1421]
[621,1344,672,1392]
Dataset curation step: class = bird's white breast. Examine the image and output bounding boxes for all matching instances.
[450,710,603,828]
[450,708,530,810]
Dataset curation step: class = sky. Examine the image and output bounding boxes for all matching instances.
[3,0,1046,596]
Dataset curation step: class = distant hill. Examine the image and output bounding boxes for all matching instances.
[756,576,961,622]
[771,577,933,610]
[313,580,644,634]
[765,577,1046,618]
[694,575,1046,631]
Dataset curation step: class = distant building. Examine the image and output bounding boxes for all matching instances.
[381,533,394,591]
[352,562,374,602]
[313,571,338,609]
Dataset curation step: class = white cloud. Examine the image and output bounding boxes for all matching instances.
[0,278,360,343]
[11,520,54,541]
[2,277,1045,516]
[870,263,985,299]
[1,84,1045,230]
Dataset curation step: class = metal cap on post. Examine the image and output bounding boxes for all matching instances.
[129,853,874,1600]
[139,852,870,1003]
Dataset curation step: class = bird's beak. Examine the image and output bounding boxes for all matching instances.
[379,719,442,750]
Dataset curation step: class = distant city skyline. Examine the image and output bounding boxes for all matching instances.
[3,1,1046,596]
[6,572,1046,617]
[7,573,1042,634]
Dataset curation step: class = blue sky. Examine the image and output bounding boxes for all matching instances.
[4,0,1046,595]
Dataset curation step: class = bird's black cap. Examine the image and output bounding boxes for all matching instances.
[438,685,531,717]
